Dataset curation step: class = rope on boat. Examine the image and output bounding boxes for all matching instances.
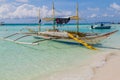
[67,33,97,50]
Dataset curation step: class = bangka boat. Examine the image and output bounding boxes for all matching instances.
[23,2,118,50]
[0,2,118,50]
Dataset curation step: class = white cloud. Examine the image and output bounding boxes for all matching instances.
[0,3,72,19]
[87,7,99,11]
[0,0,5,2]
[110,3,120,11]
[0,4,16,18]
[102,13,114,17]
[102,13,108,17]
[16,0,29,3]
[11,4,38,18]
[90,14,97,18]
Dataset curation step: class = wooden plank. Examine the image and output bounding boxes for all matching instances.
[67,33,97,50]
[4,33,19,39]
[2,38,38,45]
[14,35,30,41]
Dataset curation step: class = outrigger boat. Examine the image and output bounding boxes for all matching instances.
[0,2,118,50]
[23,2,118,50]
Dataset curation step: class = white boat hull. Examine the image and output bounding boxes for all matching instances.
[29,30,118,45]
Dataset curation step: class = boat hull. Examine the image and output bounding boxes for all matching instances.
[94,26,111,29]
[31,30,118,45]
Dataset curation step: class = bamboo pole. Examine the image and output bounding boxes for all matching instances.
[76,3,79,33]
[38,8,41,32]
[52,2,56,30]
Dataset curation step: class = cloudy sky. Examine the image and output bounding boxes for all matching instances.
[0,0,120,23]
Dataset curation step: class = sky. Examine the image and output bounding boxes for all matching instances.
[0,0,120,23]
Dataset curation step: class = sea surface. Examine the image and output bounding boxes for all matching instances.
[0,24,120,80]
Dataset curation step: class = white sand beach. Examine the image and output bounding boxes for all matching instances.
[32,50,120,80]
[92,50,120,80]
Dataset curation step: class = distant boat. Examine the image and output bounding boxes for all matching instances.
[118,22,120,24]
[91,22,111,29]
[0,22,4,25]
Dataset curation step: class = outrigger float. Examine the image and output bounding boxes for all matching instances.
[0,2,118,50]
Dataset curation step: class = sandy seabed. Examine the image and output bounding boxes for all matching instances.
[32,50,120,80]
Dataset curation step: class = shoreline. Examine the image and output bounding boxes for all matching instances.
[32,50,120,80]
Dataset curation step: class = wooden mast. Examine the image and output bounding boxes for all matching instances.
[52,1,55,30]
[38,8,41,32]
[76,2,79,33]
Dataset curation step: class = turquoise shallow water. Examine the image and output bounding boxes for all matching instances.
[0,24,120,80]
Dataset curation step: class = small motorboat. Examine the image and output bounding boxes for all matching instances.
[91,22,111,29]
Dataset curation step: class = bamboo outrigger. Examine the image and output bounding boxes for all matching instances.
[0,2,118,50]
